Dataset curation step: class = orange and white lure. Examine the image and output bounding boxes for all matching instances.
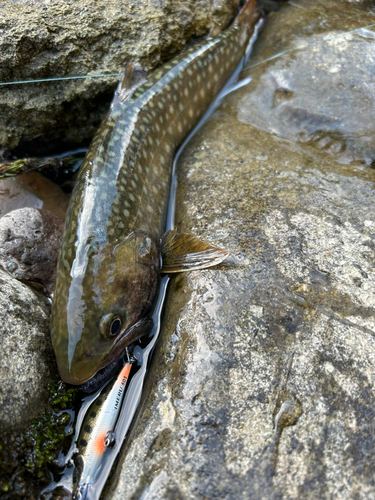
[73,362,132,499]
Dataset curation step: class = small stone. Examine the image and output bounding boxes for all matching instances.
[0,207,64,294]
[250,305,264,318]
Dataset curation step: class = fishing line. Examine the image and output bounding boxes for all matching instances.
[246,22,375,69]
[0,73,122,86]
[1,23,374,87]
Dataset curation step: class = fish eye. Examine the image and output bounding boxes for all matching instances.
[100,313,122,339]
[110,317,121,336]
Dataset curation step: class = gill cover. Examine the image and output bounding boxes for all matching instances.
[51,231,159,385]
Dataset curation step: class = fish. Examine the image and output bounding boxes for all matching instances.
[72,361,132,499]
[51,0,261,385]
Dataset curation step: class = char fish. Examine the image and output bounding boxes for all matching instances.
[51,0,261,385]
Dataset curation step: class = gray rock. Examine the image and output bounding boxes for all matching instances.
[241,0,375,167]
[0,268,56,430]
[0,207,64,294]
[0,0,239,154]
[106,1,375,498]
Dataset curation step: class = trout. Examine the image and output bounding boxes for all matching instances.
[51,0,260,385]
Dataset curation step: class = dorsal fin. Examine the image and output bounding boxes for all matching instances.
[120,63,135,92]
[113,63,148,104]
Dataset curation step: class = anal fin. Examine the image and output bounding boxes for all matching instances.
[161,230,229,273]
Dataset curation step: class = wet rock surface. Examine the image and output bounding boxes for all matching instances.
[242,0,375,168]
[0,171,69,219]
[0,207,64,294]
[107,1,375,499]
[0,268,56,431]
[0,0,239,154]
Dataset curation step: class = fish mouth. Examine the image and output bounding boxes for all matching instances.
[101,317,153,367]
[60,319,153,386]
[81,354,126,393]
[58,364,95,386]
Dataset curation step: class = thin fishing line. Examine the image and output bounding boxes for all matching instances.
[246,22,375,69]
[1,22,375,86]
[0,73,122,86]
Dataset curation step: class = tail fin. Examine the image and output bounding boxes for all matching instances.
[235,0,260,27]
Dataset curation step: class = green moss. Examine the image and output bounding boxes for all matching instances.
[0,380,79,498]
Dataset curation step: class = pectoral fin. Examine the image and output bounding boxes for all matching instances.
[161,230,230,273]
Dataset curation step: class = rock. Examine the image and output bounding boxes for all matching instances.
[257,0,282,13]
[0,0,239,155]
[0,208,64,294]
[0,171,69,219]
[241,0,375,168]
[0,268,56,431]
[106,1,375,498]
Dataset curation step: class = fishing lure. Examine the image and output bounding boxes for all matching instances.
[72,361,132,499]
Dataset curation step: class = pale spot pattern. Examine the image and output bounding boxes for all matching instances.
[53,18,254,357]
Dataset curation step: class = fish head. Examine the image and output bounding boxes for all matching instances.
[51,231,159,385]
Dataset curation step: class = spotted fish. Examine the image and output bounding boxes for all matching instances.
[51,0,261,385]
